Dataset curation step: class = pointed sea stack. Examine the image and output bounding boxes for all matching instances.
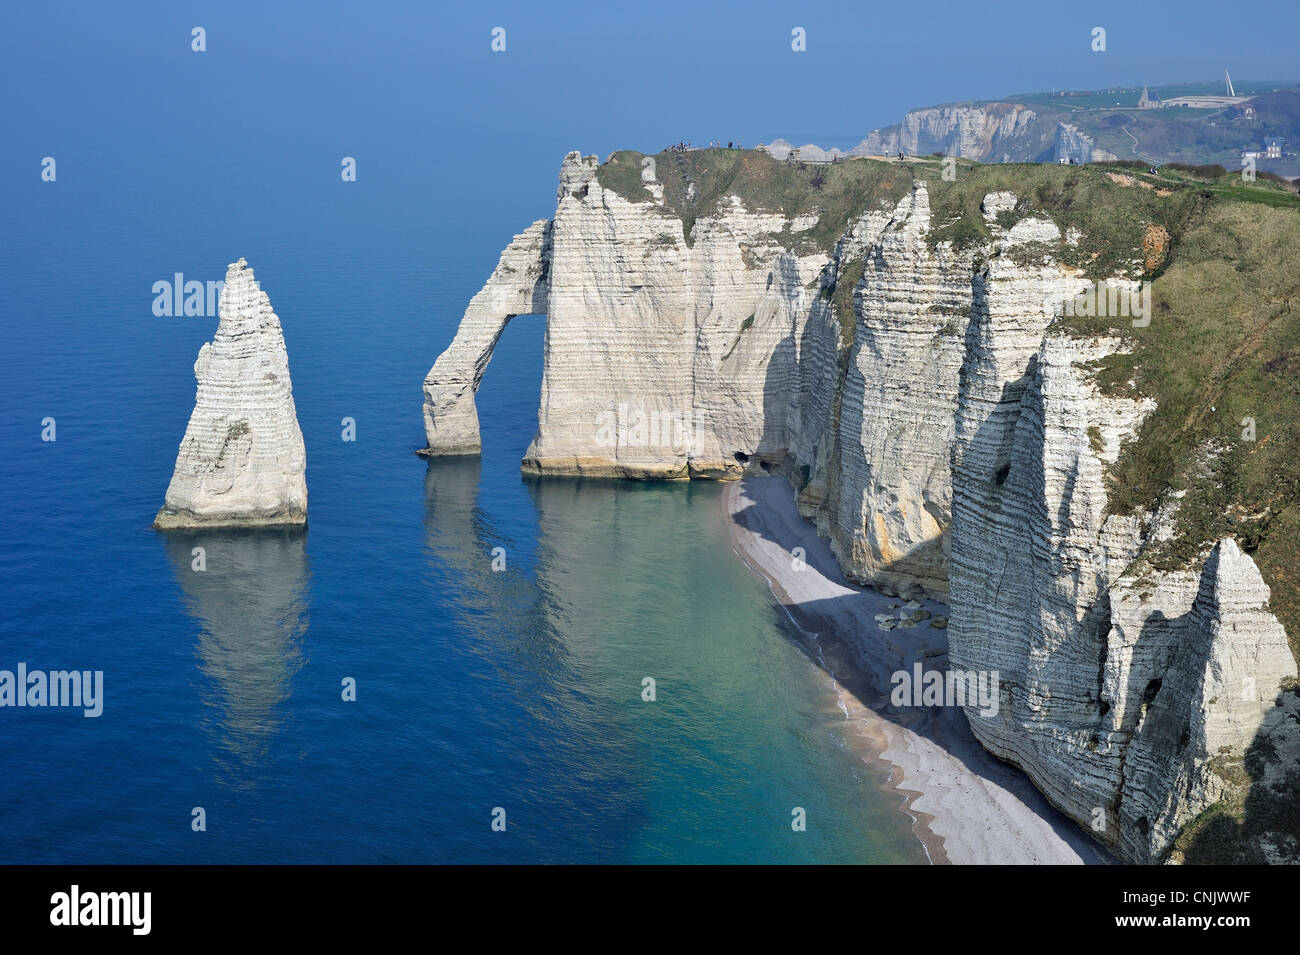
[154,258,307,528]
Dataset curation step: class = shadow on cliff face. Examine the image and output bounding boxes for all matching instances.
[758,333,799,459]
[1106,595,1234,863]
[160,526,310,785]
[953,378,1300,865]
[741,252,811,466]
[1102,534,1300,865]
[1180,687,1300,864]
[726,480,1115,863]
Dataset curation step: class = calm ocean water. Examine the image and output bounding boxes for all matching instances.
[0,24,926,863]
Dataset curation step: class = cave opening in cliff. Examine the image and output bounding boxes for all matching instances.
[1142,678,1163,706]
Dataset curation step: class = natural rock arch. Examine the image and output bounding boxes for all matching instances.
[419,220,552,456]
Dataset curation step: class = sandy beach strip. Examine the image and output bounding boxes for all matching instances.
[723,474,1111,865]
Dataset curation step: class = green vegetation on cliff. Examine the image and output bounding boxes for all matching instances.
[597,148,916,251]
[1063,188,1300,658]
[595,150,654,204]
[593,146,1300,861]
[830,257,864,348]
[597,148,1300,652]
[915,159,1224,278]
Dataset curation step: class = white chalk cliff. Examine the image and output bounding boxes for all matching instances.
[156,258,307,528]
[423,151,1297,862]
[848,103,1040,161]
[420,221,552,455]
[768,104,1116,167]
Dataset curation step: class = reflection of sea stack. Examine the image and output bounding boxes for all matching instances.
[155,259,307,528]
[163,528,309,766]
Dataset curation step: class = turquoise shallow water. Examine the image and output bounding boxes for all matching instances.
[0,9,927,862]
[0,227,927,862]
[1,306,930,862]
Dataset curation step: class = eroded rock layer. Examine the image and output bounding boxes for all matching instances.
[423,152,1297,861]
[156,259,306,528]
[420,221,552,456]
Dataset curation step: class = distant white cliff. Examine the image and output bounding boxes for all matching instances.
[847,103,1040,160]
[763,103,1116,167]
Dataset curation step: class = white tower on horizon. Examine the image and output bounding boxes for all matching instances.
[1225,68,1236,97]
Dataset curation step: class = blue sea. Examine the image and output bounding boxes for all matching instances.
[0,3,927,864]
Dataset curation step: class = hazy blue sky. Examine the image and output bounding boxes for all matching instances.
[3,0,1296,243]
[5,0,1296,148]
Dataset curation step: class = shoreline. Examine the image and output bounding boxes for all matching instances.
[723,474,1112,865]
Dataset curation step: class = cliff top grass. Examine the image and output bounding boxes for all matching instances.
[596,149,917,251]
[597,150,1300,650]
[911,159,1222,278]
[597,147,1300,860]
[926,164,1300,655]
[1060,195,1300,657]
[597,149,1298,277]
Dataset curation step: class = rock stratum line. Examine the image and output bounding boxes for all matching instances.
[156,258,307,529]
[423,149,1300,863]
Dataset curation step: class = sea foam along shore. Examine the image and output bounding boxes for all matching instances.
[723,475,1112,865]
